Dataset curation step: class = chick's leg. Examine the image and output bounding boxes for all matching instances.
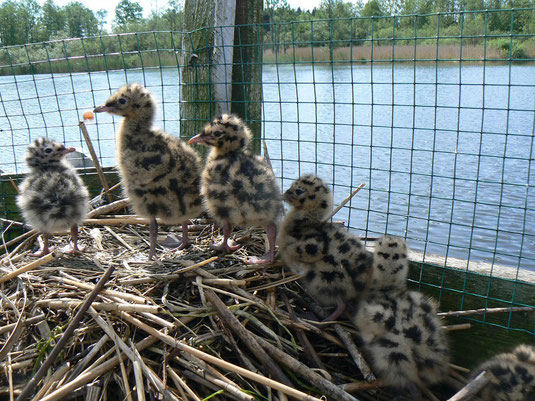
[246,222,276,264]
[32,233,51,257]
[176,221,191,250]
[211,222,240,253]
[69,224,86,254]
[160,222,191,250]
[149,217,158,260]
[322,297,346,322]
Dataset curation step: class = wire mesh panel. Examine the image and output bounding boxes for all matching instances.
[1,9,534,333]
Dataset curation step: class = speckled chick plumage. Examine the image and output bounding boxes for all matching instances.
[473,344,535,401]
[194,114,281,228]
[17,137,89,238]
[351,238,449,395]
[278,175,374,314]
[95,84,203,225]
[370,235,409,294]
[189,114,281,263]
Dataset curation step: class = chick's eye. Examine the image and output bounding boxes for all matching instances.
[295,188,304,196]
[119,98,127,104]
[45,148,53,154]
[213,131,222,138]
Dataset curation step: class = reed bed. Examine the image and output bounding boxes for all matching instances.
[0,199,495,401]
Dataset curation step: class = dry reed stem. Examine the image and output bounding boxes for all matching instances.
[16,263,115,401]
[117,311,325,401]
[86,198,130,218]
[104,226,134,251]
[89,307,179,401]
[443,323,471,331]
[447,370,489,401]
[0,252,57,284]
[133,359,146,401]
[35,299,161,313]
[281,292,326,370]
[253,335,359,401]
[166,366,200,401]
[30,363,71,401]
[205,289,293,386]
[325,183,366,222]
[79,121,112,203]
[1,231,37,252]
[0,314,44,335]
[438,306,534,317]
[333,325,376,382]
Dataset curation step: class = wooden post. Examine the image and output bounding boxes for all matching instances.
[181,0,263,154]
[232,0,263,154]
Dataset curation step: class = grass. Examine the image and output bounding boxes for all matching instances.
[263,43,535,64]
[1,43,534,76]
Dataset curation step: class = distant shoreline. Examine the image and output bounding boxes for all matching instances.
[0,44,533,76]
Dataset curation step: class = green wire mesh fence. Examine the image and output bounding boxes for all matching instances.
[1,9,534,333]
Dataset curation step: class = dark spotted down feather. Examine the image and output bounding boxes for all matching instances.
[197,114,281,228]
[17,137,89,234]
[97,83,203,224]
[472,344,535,401]
[278,174,374,308]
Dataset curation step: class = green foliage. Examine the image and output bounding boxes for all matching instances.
[114,0,143,27]
[488,37,529,58]
[0,0,533,73]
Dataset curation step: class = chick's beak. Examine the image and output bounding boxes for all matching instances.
[93,104,113,113]
[188,133,205,145]
[283,190,295,203]
[59,147,76,156]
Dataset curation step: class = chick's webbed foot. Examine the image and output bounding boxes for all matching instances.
[210,238,241,253]
[246,222,277,264]
[246,251,275,265]
[160,223,192,251]
[32,234,52,257]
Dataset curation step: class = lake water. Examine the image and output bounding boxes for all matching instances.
[1,63,534,270]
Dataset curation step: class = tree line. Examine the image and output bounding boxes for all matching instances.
[1,0,533,48]
[0,0,185,47]
[0,0,532,76]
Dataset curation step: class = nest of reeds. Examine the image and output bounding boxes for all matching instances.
[0,199,475,401]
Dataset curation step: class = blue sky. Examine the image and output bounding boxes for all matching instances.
[36,0,342,27]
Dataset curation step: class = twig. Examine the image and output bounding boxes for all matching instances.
[86,198,130,218]
[110,316,134,401]
[0,252,57,284]
[324,183,366,222]
[79,121,113,203]
[16,263,116,401]
[1,231,37,252]
[133,359,146,401]
[30,363,71,401]
[205,289,293,386]
[104,226,134,252]
[35,299,161,313]
[0,314,45,335]
[67,334,109,380]
[39,333,160,401]
[333,325,375,382]
[281,292,326,370]
[253,335,358,401]
[166,367,200,401]
[438,306,534,317]
[8,177,19,194]
[117,311,325,401]
[89,307,180,401]
[448,370,490,401]
[341,381,385,392]
[443,323,471,331]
